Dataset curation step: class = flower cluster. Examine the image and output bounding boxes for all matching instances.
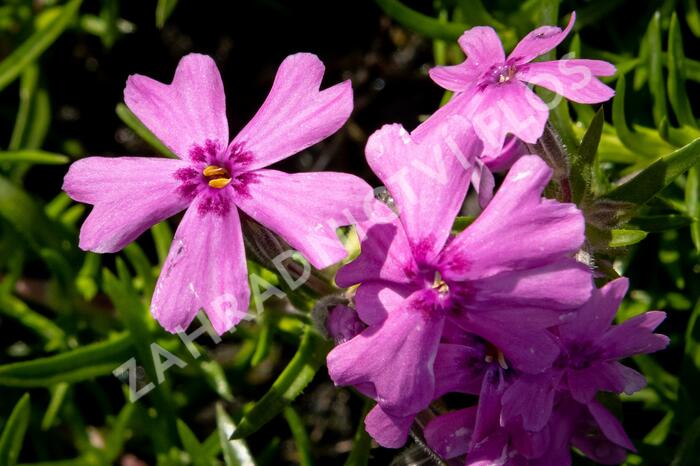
[63,11,669,466]
[324,13,669,466]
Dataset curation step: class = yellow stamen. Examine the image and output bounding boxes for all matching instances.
[203,165,228,177]
[202,165,232,189]
[497,351,509,370]
[432,271,449,295]
[208,177,232,189]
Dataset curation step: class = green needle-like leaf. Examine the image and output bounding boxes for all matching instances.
[374,0,472,41]
[0,0,83,92]
[647,12,668,129]
[216,404,255,466]
[156,0,178,28]
[0,150,68,165]
[571,108,604,203]
[0,393,31,466]
[0,333,132,387]
[283,406,314,466]
[667,13,697,128]
[600,138,700,210]
[343,400,372,466]
[231,327,331,439]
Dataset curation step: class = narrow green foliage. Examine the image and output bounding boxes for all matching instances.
[283,406,314,466]
[216,404,256,466]
[0,333,132,387]
[0,394,31,466]
[156,0,179,28]
[647,12,668,128]
[0,0,83,92]
[667,14,696,128]
[231,327,332,439]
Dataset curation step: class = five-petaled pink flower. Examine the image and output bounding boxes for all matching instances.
[63,53,373,335]
[418,12,616,153]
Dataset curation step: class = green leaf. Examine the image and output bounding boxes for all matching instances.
[177,419,211,466]
[115,103,178,158]
[609,229,648,247]
[686,166,700,250]
[451,215,475,233]
[104,402,136,462]
[216,404,255,466]
[600,138,700,211]
[571,108,604,203]
[667,13,697,128]
[40,383,69,431]
[150,221,173,265]
[123,242,156,294]
[283,406,313,466]
[0,393,31,466]
[199,360,234,402]
[629,214,696,232]
[0,293,65,352]
[648,12,668,128]
[343,400,372,466]
[373,0,472,41]
[0,0,82,92]
[612,74,673,157]
[251,313,273,367]
[231,327,331,439]
[685,0,700,37]
[156,0,178,28]
[0,332,132,387]
[644,411,673,446]
[9,63,50,153]
[0,175,74,256]
[0,150,68,165]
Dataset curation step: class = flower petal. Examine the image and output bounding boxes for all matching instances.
[151,195,250,335]
[364,405,414,448]
[517,59,616,104]
[501,372,558,432]
[429,63,480,92]
[464,259,593,311]
[434,343,485,397]
[587,400,635,451]
[599,311,670,360]
[63,156,192,253]
[124,54,229,160]
[472,82,549,150]
[424,407,477,459]
[440,155,586,280]
[456,313,560,374]
[234,169,373,269]
[559,278,628,343]
[353,280,415,326]
[365,117,481,262]
[458,26,505,69]
[566,362,628,403]
[231,53,352,171]
[508,12,576,65]
[326,290,444,414]
[335,215,417,287]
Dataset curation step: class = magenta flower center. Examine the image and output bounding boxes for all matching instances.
[478,62,519,90]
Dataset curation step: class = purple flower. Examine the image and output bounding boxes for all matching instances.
[418,12,615,153]
[326,117,592,426]
[63,53,373,335]
[501,278,669,432]
[425,394,634,466]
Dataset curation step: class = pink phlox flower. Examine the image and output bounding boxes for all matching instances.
[64,53,374,335]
